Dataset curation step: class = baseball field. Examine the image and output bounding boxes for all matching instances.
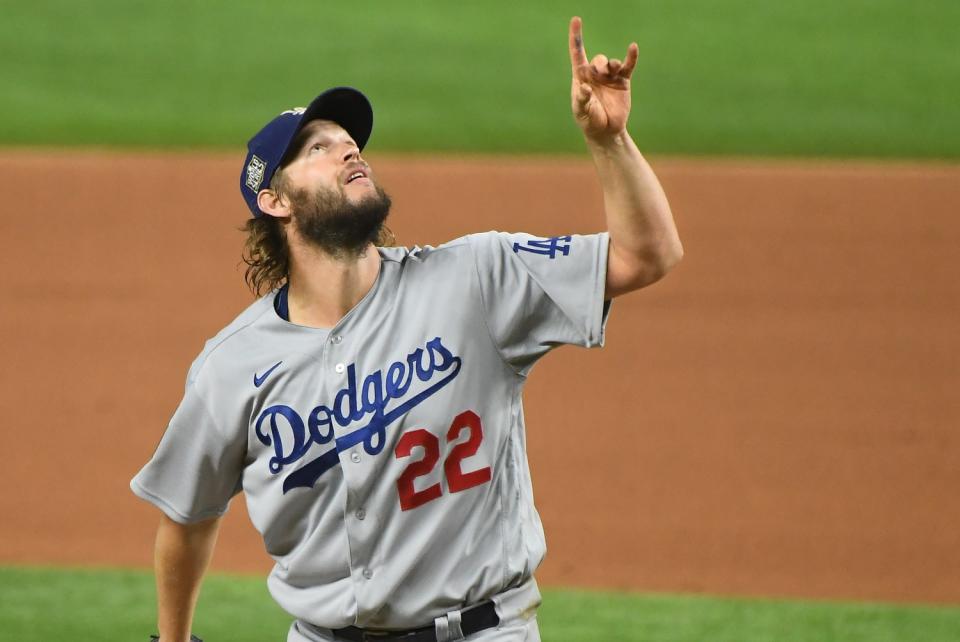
[3,2,959,641]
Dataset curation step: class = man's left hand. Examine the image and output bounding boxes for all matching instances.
[568,16,639,142]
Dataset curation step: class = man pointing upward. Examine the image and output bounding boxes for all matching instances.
[133,17,681,642]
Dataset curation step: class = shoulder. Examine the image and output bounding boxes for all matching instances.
[377,232,573,281]
[185,295,277,385]
[377,231,524,263]
[377,235,485,269]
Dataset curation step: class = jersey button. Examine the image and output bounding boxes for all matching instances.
[331,335,343,344]
[362,568,373,580]
[334,363,345,374]
[356,508,366,520]
[350,452,361,463]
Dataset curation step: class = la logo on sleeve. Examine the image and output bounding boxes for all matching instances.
[512,235,572,259]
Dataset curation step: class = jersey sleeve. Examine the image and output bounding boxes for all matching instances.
[130,379,246,524]
[468,231,612,374]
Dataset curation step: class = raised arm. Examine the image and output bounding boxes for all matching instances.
[154,513,221,642]
[568,16,683,299]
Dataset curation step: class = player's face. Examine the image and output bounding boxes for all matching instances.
[280,120,391,257]
[281,119,378,203]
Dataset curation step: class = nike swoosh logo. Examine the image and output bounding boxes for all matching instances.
[254,361,283,387]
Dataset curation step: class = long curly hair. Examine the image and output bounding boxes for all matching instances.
[241,169,395,297]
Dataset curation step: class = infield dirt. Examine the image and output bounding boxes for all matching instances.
[1,151,957,604]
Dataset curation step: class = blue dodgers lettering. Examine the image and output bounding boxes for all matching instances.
[255,405,312,474]
[253,337,463,493]
[385,361,408,397]
[307,405,336,444]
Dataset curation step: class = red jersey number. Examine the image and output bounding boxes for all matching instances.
[394,429,443,511]
[394,410,492,511]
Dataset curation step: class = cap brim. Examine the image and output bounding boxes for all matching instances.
[284,87,373,162]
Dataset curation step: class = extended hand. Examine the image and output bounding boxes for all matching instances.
[568,16,639,141]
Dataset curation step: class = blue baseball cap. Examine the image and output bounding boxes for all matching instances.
[240,86,373,217]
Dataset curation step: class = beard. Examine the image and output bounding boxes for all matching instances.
[287,181,392,258]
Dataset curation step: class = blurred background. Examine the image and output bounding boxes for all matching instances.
[1,1,958,641]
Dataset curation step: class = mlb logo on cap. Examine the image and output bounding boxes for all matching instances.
[240,87,373,218]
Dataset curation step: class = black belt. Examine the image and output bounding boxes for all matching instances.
[331,600,499,642]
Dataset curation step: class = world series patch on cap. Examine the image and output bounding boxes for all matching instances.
[240,87,373,218]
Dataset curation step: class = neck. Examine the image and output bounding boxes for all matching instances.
[285,238,381,329]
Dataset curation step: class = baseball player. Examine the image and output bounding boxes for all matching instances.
[132,17,682,642]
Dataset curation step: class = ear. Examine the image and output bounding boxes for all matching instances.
[257,188,292,219]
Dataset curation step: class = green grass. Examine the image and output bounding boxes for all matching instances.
[2,566,959,641]
[1,1,958,158]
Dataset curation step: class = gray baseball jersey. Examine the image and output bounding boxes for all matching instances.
[131,230,611,630]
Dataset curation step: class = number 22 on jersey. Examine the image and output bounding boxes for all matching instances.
[394,410,492,511]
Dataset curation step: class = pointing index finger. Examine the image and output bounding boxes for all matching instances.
[569,16,589,72]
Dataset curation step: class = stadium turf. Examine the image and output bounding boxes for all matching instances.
[1,566,959,642]
[3,1,958,158]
